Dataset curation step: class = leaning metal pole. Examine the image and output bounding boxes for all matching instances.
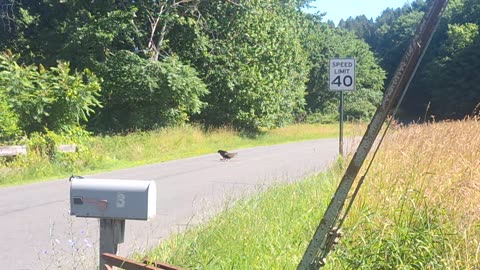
[297,0,449,269]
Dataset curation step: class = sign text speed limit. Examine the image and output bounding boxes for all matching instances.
[329,58,356,91]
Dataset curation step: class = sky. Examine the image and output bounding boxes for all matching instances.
[306,0,413,25]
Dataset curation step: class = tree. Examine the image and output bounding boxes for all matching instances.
[61,0,204,63]
[401,0,480,120]
[1,0,388,131]
[421,0,480,118]
[0,0,211,132]
[174,0,310,130]
[303,19,385,121]
[92,50,208,132]
[338,15,375,44]
[374,9,425,81]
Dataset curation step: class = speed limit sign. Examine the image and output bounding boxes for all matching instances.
[329,58,356,91]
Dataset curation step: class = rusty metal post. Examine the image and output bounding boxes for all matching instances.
[297,0,449,269]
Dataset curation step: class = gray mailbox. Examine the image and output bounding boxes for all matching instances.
[70,177,156,220]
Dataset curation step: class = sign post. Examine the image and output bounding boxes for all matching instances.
[329,58,356,157]
[339,91,344,156]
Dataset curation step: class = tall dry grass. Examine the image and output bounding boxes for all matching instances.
[331,118,480,268]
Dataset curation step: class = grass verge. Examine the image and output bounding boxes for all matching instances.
[145,162,343,269]
[0,123,363,187]
[144,119,480,269]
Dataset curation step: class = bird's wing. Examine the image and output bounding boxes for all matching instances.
[226,152,237,158]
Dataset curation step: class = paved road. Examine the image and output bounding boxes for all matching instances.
[0,138,354,269]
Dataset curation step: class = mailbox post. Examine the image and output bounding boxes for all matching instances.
[99,219,125,268]
[70,177,157,270]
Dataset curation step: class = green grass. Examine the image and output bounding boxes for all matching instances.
[0,123,363,187]
[144,162,343,269]
[142,120,480,269]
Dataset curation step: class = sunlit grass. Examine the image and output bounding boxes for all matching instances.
[144,164,342,269]
[91,123,362,165]
[144,119,480,269]
[330,118,480,269]
[0,123,363,187]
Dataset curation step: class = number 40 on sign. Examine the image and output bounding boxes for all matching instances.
[329,58,356,91]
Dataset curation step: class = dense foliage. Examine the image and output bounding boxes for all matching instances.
[187,0,311,129]
[0,0,384,135]
[2,0,477,138]
[303,18,384,121]
[339,0,480,120]
[0,51,101,141]
[93,51,208,131]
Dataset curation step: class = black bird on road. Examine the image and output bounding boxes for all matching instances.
[218,150,237,160]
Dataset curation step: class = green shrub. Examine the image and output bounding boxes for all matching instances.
[0,126,95,185]
[92,51,208,132]
[305,112,338,124]
[27,126,92,162]
[0,94,20,142]
[0,51,102,136]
